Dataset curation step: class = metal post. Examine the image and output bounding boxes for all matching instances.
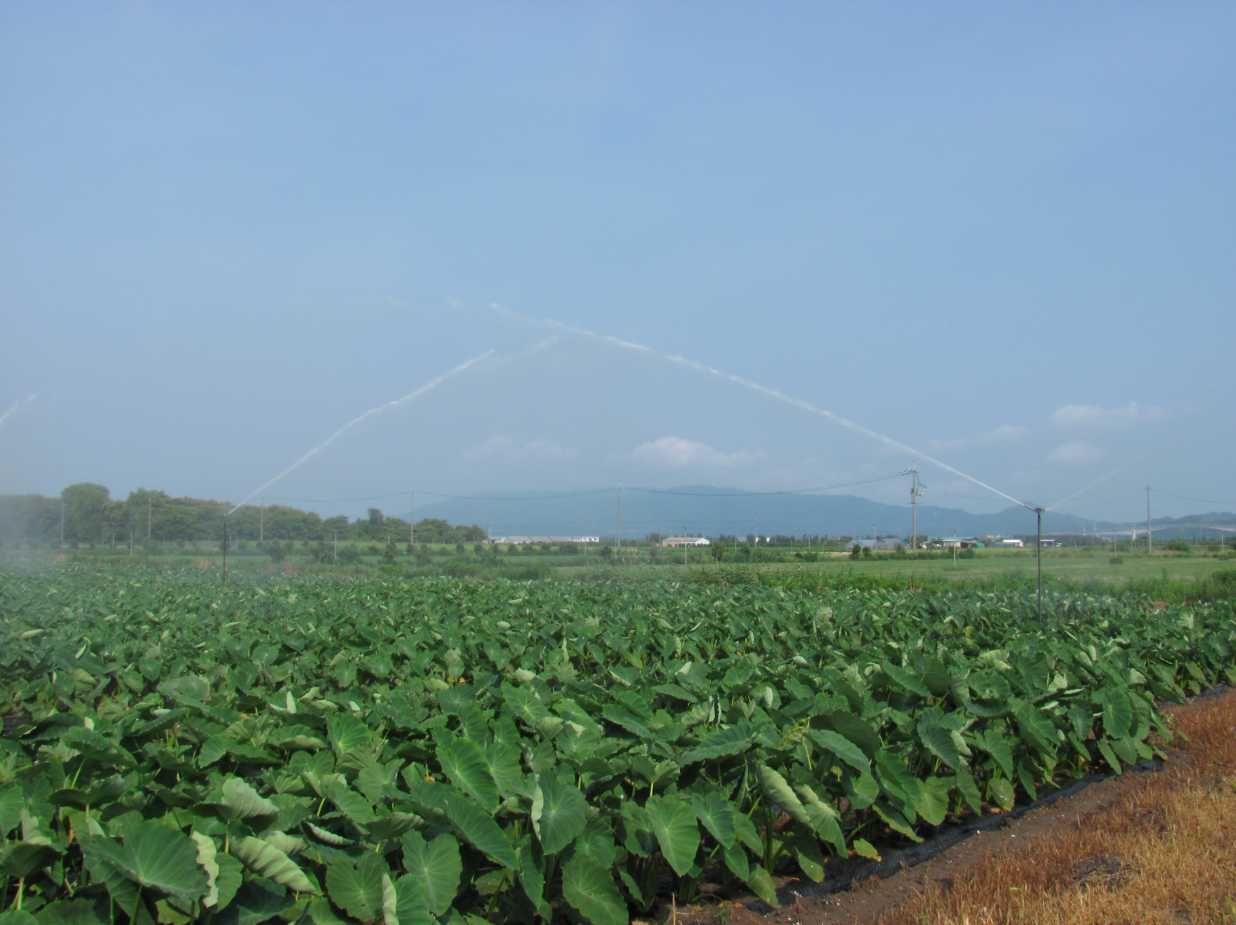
[1035,506,1043,620]
[1146,485,1152,554]
[147,495,152,541]
[409,491,415,548]
[222,516,230,583]
[908,466,921,551]
[60,498,65,547]
[259,506,264,544]
[616,487,623,561]
[333,531,338,564]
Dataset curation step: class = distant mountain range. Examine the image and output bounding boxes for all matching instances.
[414,486,1216,540]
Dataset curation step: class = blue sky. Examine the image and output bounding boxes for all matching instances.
[2,3,1233,523]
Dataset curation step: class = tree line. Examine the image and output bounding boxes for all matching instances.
[0,484,486,547]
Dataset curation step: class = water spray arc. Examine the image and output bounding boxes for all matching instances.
[0,393,38,433]
[488,305,1033,512]
[226,350,495,517]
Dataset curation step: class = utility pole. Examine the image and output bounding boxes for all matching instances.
[333,531,338,564]
[1034,506,1044,621]
[409,491,415,548]
[222,516,230,583]
[907,466,925,551]
[259,506,264,544]
[1146,485,1152,554]
[616,487,623,561]
[60,498,65,548]
[147,495,152,541]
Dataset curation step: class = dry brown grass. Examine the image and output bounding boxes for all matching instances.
[877,692,1236,925]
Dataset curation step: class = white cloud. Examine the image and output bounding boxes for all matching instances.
[930,423,1029,451]
[1051,402,1164,429]
[631,436,763,469]
[1047,441,1106,466]
[465,435,577,464]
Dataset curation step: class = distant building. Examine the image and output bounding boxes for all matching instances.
[855,537,902,550]
[662,536,711,548]
[937,537,980,549]
[1000,538,1025,548]
[493,535,600,545]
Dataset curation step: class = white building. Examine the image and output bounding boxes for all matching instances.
[1000,538,1025,548]
[662,536,711,548]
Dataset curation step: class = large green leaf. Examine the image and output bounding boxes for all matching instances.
[643,795,699,877]
[221,777,279,821]
[326,853,388,922]
[690,791,737,850]
[882,662,931,698]
[745,865,779,908]
[232,836,319,893]
[562,852,628,925]
[83,822,208,903]
[321,778,376,826]
[794,784,846,857]
[190,832,219,908]
[914,776,952,826]
[400,831,461,917]
[815,711,881,757]
[1099,687,1134,739]
[327,714,375,764]
[33,899,106,924]
[680,723,757,765]
[483,738,526,798]
[391,876,435,925]
[757,765,811,828]
[973,728,1014,778]
[873,750,921,821]
[1,842,60,879]
[436,734,499,809]
[516,840,551,921]
[807,729,869,773]
[1013,701,1059,755]
[445,790,518,869]
[917,718,965,771]
[532,770,587,855]
[0,787,24,837]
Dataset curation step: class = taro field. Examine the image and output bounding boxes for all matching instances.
[0,569,1233,924]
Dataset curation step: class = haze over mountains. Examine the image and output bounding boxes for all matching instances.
[416,486,1126,540]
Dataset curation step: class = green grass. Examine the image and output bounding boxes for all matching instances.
[10,542,1234,595]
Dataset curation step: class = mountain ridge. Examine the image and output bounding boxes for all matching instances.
[416,485,1111,539]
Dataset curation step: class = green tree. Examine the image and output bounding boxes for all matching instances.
[62,483,110,544]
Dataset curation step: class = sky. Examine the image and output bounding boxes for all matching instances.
[2,2,1234,525]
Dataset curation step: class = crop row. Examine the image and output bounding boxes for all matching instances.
[0,570,1232,924]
